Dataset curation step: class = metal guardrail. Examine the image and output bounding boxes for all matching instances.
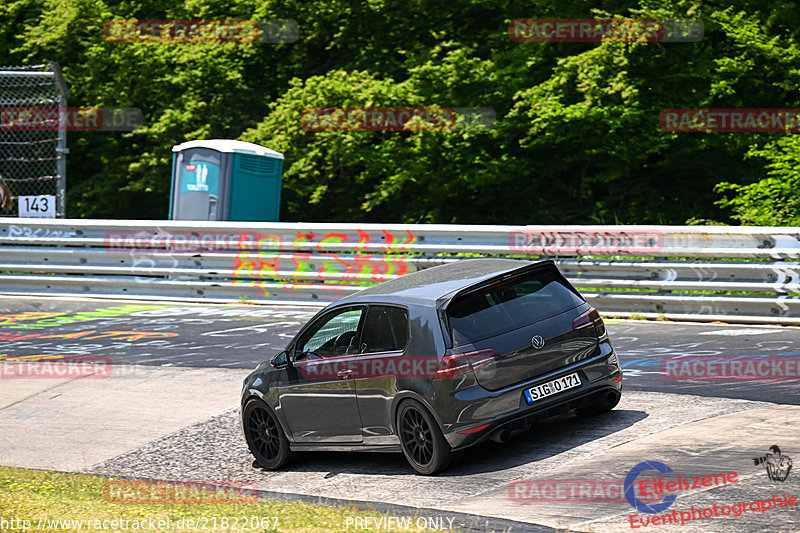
[0,219,799,324]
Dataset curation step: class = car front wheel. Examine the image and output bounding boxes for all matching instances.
[243,399,292,470]
[397,400,452,475]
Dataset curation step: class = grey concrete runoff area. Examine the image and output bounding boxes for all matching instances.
[1,297,799,532]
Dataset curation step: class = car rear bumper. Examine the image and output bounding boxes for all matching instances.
[441,344,622,450]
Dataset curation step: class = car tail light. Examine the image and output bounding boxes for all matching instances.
[573,307,606,337]
[433,349,499,380]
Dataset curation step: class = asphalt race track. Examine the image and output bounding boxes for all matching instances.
[1,296,799,532]
[0,296,795,402]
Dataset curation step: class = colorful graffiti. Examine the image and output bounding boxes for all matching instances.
[232,252,413,284]
[0,305,168,330]
[102,228,421,298]
[0,330,178,342]
[233,229,417,254]
[229,229,419,297]
[0,353,67,361]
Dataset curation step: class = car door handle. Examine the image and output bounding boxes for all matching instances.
[337,369,353,378]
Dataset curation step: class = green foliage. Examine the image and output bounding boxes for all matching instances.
[716,136,800,225]
[0,0,798,224]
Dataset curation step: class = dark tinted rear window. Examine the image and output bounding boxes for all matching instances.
[447,268,584,346]
[360,305,409,353]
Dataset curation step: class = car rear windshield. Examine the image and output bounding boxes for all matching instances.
[447,267,584,346]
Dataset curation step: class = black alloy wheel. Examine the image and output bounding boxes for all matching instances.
[397,400,452,475]
[243,400,292,469]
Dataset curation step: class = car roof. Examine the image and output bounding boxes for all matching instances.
[339,258,543,307]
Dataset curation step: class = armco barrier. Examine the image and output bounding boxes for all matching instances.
[0,219,798,323]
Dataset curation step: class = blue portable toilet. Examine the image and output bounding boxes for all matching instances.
[169,139,284,221]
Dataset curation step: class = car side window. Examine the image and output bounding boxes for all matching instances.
[295,307,364,359]
[360,306,409,354]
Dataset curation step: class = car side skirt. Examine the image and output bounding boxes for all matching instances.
[288,443,402,453]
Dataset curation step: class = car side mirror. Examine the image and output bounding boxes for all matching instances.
[271,351,292,369]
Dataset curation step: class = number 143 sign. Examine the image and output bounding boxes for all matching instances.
[19,195,56,218]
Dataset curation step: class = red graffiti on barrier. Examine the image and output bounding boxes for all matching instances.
[233,252,413,285]
[229,229,418,296]
[101,228,422,298]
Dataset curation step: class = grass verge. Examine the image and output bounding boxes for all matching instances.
[0,466,439,532]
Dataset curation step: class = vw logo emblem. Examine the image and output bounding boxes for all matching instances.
[531,335,545,349]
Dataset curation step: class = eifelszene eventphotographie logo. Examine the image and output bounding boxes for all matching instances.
[624,461,677,514]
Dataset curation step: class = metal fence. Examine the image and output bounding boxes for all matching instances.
[0,63,69,217]
[0,219,798,324]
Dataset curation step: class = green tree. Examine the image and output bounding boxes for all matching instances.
[2,0,799,225]
[716,136,800,225]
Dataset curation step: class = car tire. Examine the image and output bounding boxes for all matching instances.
[576,390,621,418]
[397,400,452,475]
[242,399,293,470]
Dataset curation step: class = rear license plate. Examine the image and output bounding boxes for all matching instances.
[524,372,581,403]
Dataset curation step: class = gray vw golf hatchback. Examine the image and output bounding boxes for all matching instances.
[241,259,622,474]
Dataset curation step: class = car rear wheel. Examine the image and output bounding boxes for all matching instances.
[397,400,452,475]
[243,400,292,470]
